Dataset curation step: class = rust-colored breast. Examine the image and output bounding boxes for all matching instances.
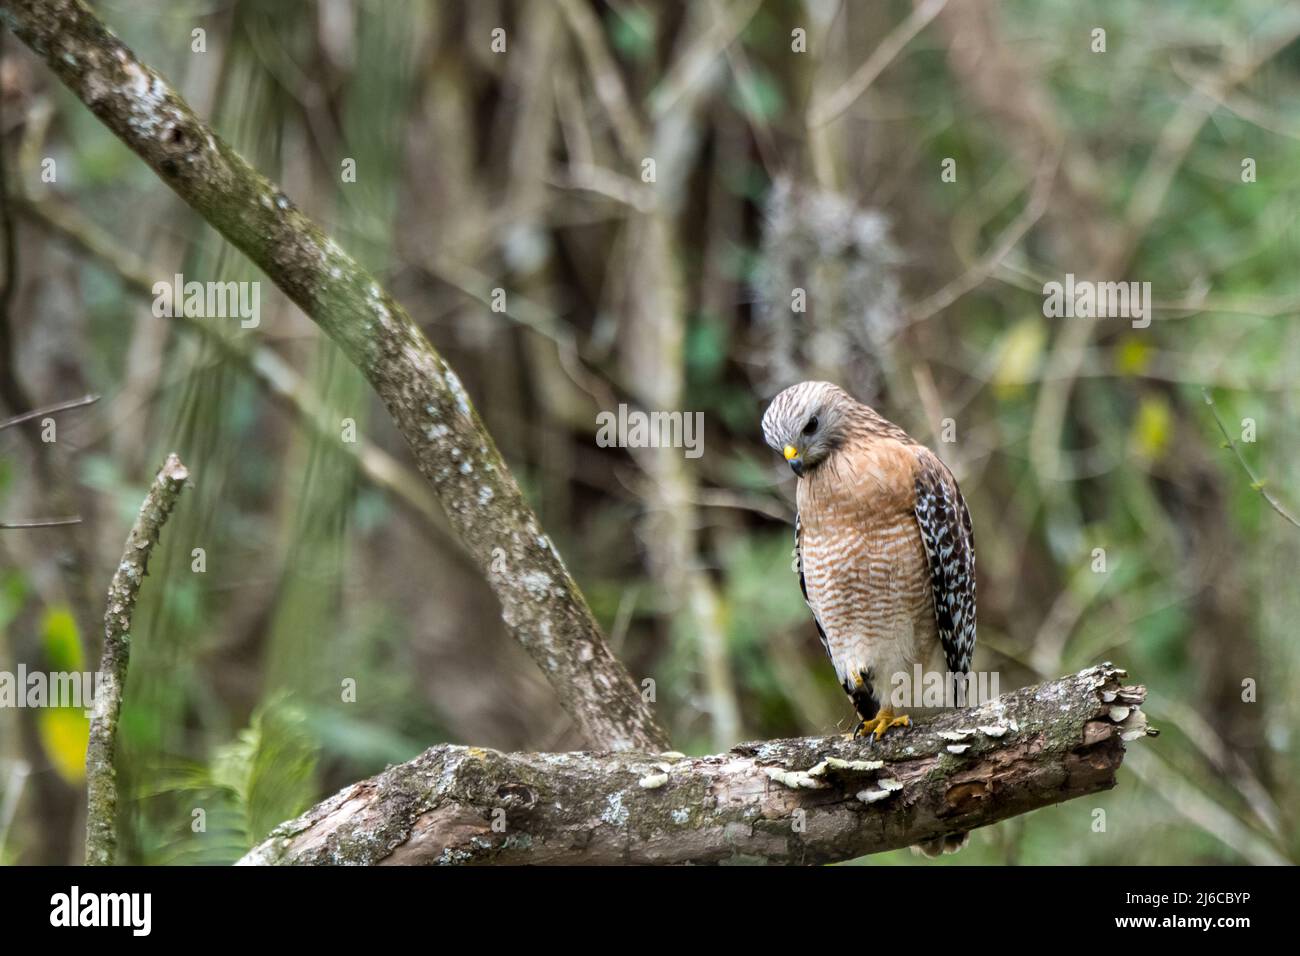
[796,438,938,691]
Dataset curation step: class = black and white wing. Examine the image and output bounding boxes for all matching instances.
[913,450,976,676]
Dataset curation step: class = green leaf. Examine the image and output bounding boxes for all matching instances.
[609,7,656,62]
[729,65,784,123]
[42,606,84,672]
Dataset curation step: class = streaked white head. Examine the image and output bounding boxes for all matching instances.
[761,381,853,477]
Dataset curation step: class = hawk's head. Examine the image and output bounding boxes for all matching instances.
[761,380,853,477]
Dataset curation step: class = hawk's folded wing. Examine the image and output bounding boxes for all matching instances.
[912,450,976,676]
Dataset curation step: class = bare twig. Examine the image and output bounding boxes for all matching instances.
[0,516,82,529]
[3,0,667,752]
[85,453,190,865]
[648,0,762,122]
[808,0,948,128]
[0,393,99,431]
[556,0,644,160]
[1202,389,1300,530]
[240,664,1151,865]
[14,194,462,549]
[905,149,1058,327]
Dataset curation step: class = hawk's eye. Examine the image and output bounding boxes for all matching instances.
[802,416,818,436]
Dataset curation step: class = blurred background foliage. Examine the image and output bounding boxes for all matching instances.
[1,0,1297,865]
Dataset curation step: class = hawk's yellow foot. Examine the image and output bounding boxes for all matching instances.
[854,707,911,741]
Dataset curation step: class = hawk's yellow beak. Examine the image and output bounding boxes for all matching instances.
[783,444,799,461]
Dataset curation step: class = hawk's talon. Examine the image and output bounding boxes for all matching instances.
[853,708,911,741]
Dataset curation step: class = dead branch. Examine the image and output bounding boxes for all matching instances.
[239,663,1151,865]
[84,453,190,865]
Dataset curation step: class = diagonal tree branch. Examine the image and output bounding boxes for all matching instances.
[85,453,190,866]
[1,0,667,752]
[239,664,1151,865]
[0,392,98,431]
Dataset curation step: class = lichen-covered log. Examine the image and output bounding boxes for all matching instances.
[85,453,190,866]
[238,664,1151,865]
[0,0,667,752]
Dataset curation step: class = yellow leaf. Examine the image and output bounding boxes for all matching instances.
[992,318,1046,392]
[38,707,90,784]
[1131,395,1172,462]
[1115,338,1153,376]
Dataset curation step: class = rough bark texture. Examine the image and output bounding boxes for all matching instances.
[1,0,667,752]
[84,453,190,866]
[238,664,1150,865]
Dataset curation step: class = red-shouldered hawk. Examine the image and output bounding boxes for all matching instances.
[762,380,976,856]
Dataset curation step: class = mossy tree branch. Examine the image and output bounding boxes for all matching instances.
[1,0,667,752]
[85,453,190,866]
[238,664,1151,865]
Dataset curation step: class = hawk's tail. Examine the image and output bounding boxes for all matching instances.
[913,831,969,858]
